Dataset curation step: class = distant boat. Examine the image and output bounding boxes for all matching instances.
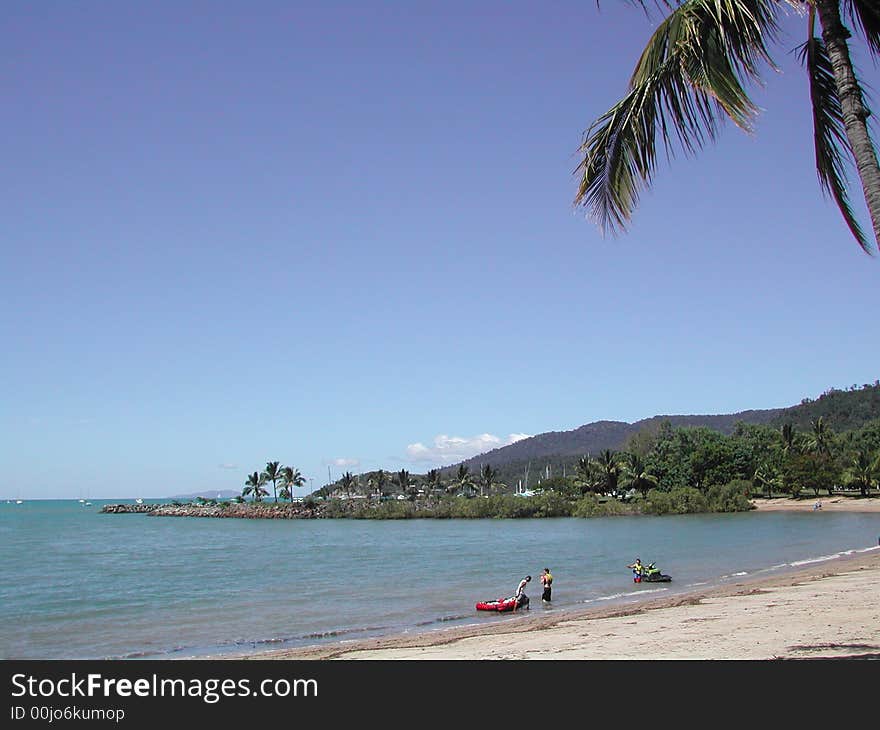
[135,498,144,504]
[15,500,23,504]
[78,499,85,503]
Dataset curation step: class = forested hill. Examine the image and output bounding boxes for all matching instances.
[445,410,785,476]
[441,382,880,480]
[765,383,880,433]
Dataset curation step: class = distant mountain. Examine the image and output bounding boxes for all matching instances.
[434,382,880,488]
[318,382,880,496]
[166,489,240,500]
[443,409,786,476]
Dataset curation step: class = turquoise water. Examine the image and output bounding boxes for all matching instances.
[1,499,878,659]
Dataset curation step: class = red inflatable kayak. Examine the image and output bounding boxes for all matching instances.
[475,596,519,612]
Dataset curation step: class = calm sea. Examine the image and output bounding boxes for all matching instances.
[1,499,878,660]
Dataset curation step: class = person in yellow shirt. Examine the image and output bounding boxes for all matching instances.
[627,558,644,583]
[540,567,553,602]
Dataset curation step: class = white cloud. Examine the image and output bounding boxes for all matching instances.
[218,463,239,470]
[324,457,360,468]
[406,433,531,464]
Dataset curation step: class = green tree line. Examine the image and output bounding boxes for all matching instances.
[312,416,880,518]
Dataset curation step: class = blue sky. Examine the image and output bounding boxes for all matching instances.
[3,1,879,499]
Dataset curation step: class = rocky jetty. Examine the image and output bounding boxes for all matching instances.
[100,503,156,514]
[101,502,324,519]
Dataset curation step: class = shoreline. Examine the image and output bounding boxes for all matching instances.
[747,495,880,512]
[227,496,880,660]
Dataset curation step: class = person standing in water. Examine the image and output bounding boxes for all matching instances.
[540,567,553,602]
[513,575,531,610]
[627,558,644,583]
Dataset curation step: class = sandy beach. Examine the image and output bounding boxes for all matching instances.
[237,497,880,661]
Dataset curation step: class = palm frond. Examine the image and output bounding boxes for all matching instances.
[844,0,880,55]
[610,0,677,12]
[575,0,778,234]
[797,35,870,252]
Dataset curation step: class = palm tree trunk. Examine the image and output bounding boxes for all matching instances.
[815,0,880,249]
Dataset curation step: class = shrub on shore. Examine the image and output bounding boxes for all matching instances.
[572,494,636,517]
[638,482,754,515]
[641,487,708,515]
[273,484,757,519]
[706,480,755,513]
[333,492,642,519]
[105,479,766,520]
[353,501,419,520]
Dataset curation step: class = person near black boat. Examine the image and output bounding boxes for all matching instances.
[626,557,644,583]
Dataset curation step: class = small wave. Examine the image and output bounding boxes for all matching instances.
[586,592,629,603]
[290,625,390,642]
[414,614,471,627]
[106,643,194,660]
[222,625,395,648]
[107,649,162,660]
[772,544,879,568]
[132,618,469,660]
[790,555,844,567]
[631,587,668,596]
[588,586,669,604]
[791,549,857,566]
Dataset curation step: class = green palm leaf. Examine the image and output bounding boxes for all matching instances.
[575,0,778,234]
[797,28,869,252]
[844,0,880,54]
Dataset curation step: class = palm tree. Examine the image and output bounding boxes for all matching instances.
[242,471,268,502]
[368,469,389,500]
[393,469,416,500]
[780,423,798,455]
[576,0,880,254]
[478,464,505,496]
[845,448,877,497]
[450,464,475,497]
[754,462,783,498]
[279,465,305,501]
[573,455,600,495]
[806,417,834,456]
[426,468,444,500]
[262,461,284,503]
[595,449,621,495]
[620,452,659,497]
[340,471,358,498]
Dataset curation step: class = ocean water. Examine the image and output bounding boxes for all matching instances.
[1,499,878,660]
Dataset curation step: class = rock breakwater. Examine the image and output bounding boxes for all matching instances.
[101,502,323,519]
[100,504,156,514]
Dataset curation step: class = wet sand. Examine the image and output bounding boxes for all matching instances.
[232,496,880,660]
